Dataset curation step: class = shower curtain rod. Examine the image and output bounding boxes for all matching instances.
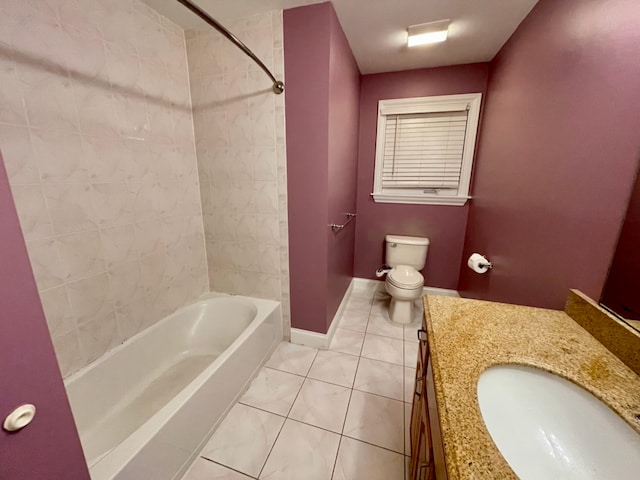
[176,0,285,94]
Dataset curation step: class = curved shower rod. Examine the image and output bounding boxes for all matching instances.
[176,0,285,94]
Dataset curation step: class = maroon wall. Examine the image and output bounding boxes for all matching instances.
[0,153,89,479]
[326,6,361,329]
[459,0,640,308]
[601,165,640,320]
[285,2,360,333]
[354,65,490,289]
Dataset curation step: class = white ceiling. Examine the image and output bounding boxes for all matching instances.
[143,0,539,74]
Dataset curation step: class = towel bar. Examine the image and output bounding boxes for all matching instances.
[330,213,356,232]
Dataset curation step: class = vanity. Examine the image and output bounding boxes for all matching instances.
[409,290,640,479]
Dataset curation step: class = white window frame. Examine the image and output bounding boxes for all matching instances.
[372,93,482,206]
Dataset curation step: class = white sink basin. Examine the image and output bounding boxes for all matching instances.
[477,365,640,479]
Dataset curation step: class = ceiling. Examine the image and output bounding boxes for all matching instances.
[143,0,539,74]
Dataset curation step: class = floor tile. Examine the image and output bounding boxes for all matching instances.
[329,328,365,356]
[403,322,421,343]
[404,367,416,403]
[350,281,381,299]
[201,403,284,477]
[404,403,412,456]
[307,350,359,388]
[366,312,404,339]
[343,296,372,312]
[265,341,318,376]
[240,367,304,416]
[181,458,253,480]
[404,341,419,368]
[333,436,405,480]
[259,419,340,480]
[411,299,424,321]
[361,333,404,366]
[353,357,404,401]
[405,456,412,480]
[289,378,351,433]
[339,308,369,332]
[343,390,404,453]
[371,293,390,316]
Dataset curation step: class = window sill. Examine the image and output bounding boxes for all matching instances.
[371,193,471,206]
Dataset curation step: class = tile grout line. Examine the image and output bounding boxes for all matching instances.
[240,375,405,416]
[402,307,407,480]
[199,457,258,479]
[340,432,406,456]
[192,288,413,479]
[328,291,372,479]
[329,435,344,480]
[255,346,319,479]
[255,406,288,479]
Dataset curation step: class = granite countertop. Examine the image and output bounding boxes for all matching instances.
[423,294,640,479]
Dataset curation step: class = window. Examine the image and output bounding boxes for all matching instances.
[372,93,482,206]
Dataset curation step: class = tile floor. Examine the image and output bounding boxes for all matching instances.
[181,284,422,480]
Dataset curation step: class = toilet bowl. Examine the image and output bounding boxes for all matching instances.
[385,265,424,324]
[381,235,429,325]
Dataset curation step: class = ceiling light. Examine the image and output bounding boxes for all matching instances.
[407,20,451,47]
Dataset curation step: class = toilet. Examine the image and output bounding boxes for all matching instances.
[382,235,429,325]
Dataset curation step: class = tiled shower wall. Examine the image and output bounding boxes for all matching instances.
[0,0,208,377]
[186,11,291,331]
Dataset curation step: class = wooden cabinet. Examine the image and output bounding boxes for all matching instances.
[409,328,447,480]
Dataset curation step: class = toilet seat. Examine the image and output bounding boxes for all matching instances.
[387,265,424,289]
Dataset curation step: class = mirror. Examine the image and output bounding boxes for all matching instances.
[600,163,640,332]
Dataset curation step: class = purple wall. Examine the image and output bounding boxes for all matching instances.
[326,6,361,329]
[285,2,360,333]
[353,65,490,289]
[459,0,640,308]
[0,152,89,479]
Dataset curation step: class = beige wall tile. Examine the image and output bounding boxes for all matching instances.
[1,0,208,377]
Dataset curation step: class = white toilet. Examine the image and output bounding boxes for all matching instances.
[382,235,429,325]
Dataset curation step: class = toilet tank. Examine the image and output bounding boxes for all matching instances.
[385,235,429,270]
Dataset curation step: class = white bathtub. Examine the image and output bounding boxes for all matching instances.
[64,294,282,480]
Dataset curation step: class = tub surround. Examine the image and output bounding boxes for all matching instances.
[0,0,208,378]
[423,293,640,479]
[185,11,290,326]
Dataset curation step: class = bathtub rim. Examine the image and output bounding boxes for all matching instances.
[63,293,262,387]
[64,293,281,480]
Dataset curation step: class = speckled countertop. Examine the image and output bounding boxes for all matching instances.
[423,294,640,479]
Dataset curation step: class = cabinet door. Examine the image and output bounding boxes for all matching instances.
[409,338,425,458]
[426,359,448,480]
[410,331,435,480]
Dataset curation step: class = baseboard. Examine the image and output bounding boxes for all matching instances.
[290,278,459,349]
[423,286,460,298]
[350,277,460,298]
[290,279,354,349]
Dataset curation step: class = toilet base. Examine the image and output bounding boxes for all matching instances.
[388,297,416,325]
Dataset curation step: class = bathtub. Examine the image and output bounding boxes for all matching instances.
[64,294,282,480]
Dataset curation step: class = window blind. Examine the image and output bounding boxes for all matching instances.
[382,110,469,191]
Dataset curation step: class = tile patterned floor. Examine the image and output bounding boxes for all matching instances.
[181,284,422,480]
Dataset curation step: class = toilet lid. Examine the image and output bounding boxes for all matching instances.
[388,266,424,289]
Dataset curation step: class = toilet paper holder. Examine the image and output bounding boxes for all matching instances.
[468,253,493,273]
[480,259,493,269]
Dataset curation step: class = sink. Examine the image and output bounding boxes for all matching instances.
[477,365,640,479]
